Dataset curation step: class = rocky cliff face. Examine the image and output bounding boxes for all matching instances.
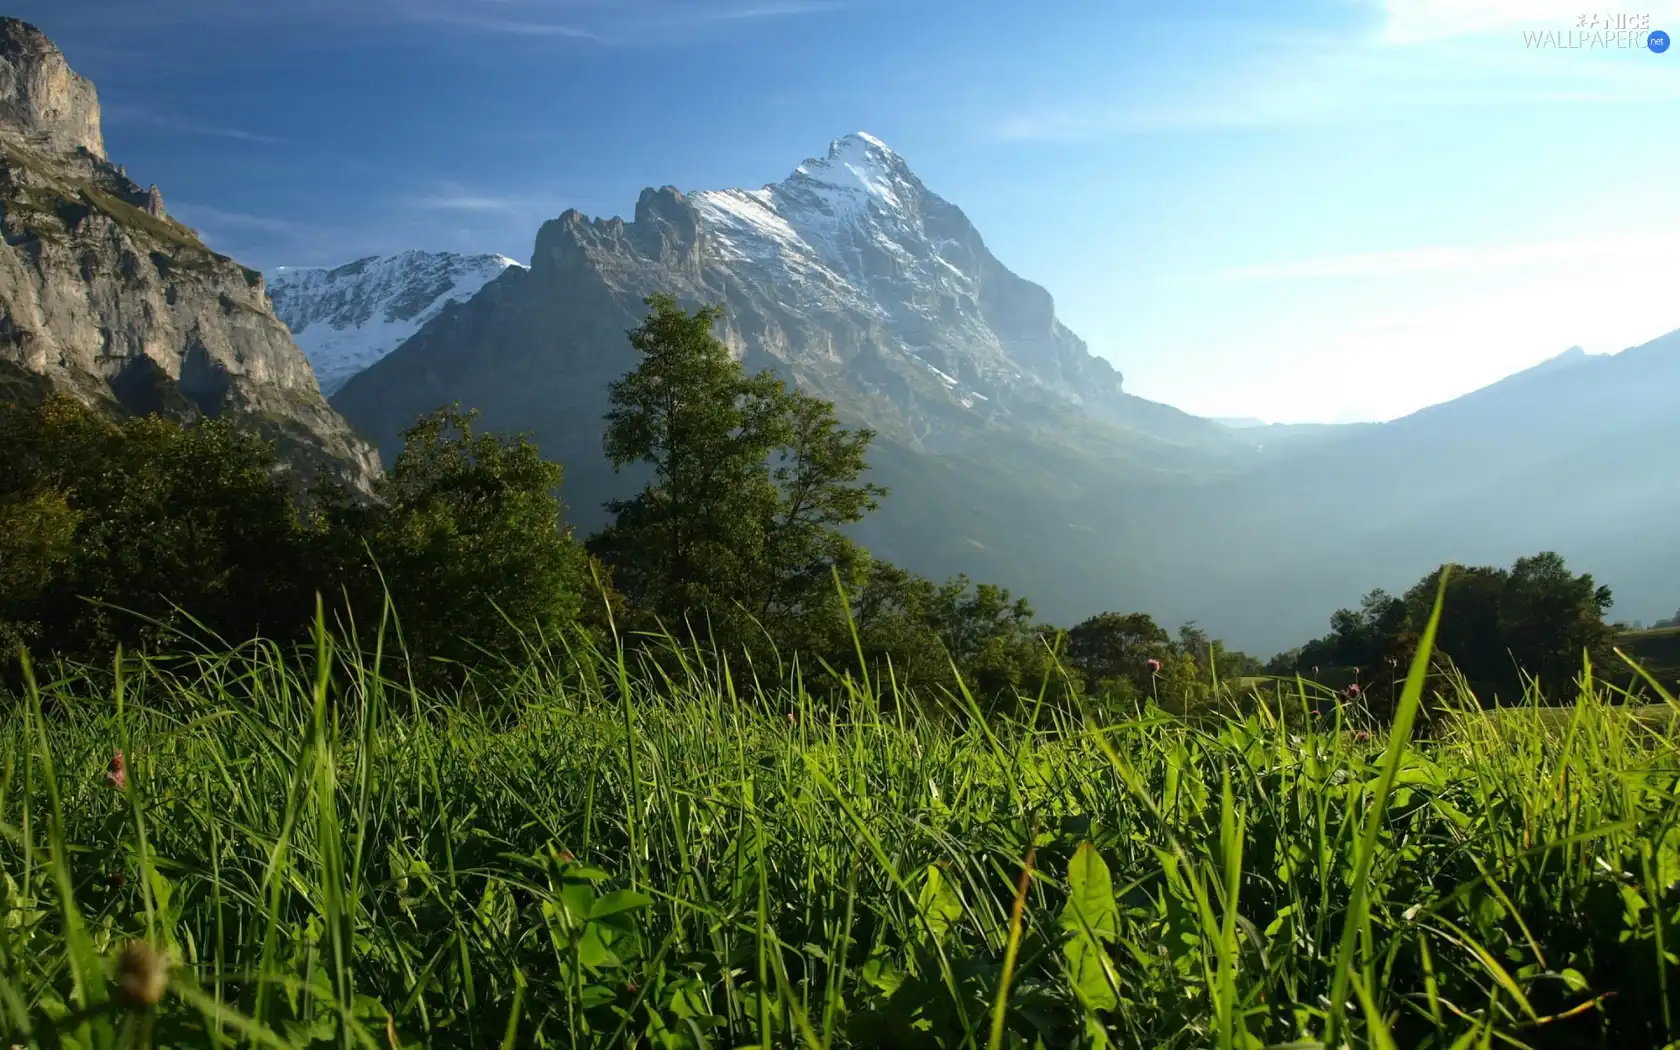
[0,19,102,160]
[0,17,380,493]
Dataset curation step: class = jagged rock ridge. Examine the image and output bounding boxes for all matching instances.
[330,133,1233,525]
[269,251,524,395]
[0,17,379,493]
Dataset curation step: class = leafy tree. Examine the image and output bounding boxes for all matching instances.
[807,562,1069,712]
[927,577,1065,703]
[1494,551,1614,691]
[590,295,884,653]
[1326,590,1409,669]
[1066,611,1171,699]
[1282,552,1615,708]
[0,488,81,653]
[841,560,956,691]
[1401,565,1510,699]
[0,396,312,661]
[1274,589,1412,712]
[0,397,599,687]
[758,388,884,624]
[320,405,591,686]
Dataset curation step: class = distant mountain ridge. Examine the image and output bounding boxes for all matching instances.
[269,251,523,395]
[1136,331,1680,649]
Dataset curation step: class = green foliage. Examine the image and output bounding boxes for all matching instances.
[1060,842,1121,1013]
[1400,553,1613,702]
[1279,551,1617,709]
[0,398,594,691]
[590,295,884,655]
[842,562,1071,708]
[5,625,1680,1048]
[1067,611,1171,692]
[1066,612,1264,717]
[0,488,80,653]
[0,396,312,661]
[317,404,591,687]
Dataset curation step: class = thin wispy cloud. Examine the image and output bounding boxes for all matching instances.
[170,203,313,237]
[398,176,580,220]
[169,203,432,271]
[692,1,852,22]
[34,0,853,46]
[396,7,598,39]
[404,192,552,213]
[105,107,289,145]
[397,0,850,43]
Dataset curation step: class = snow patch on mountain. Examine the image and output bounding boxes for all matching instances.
[268,251,523,395]
[794,131,908,211]
[676,132,1128,415]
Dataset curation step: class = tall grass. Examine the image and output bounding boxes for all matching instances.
[3,613,1679,1049]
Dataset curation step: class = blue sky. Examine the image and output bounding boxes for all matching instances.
[19,0,1680,422]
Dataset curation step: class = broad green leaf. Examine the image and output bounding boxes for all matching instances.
[917,863,965,944]
[1060,842,1121,1011]
[589,888,653,920]
[561,880,595,924]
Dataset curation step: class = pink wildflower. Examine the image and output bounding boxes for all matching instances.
[106,750,127,791]
[1146,658,1162,674]
[1345,683,1362,697]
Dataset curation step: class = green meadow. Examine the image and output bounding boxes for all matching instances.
[3,595,1680,1050]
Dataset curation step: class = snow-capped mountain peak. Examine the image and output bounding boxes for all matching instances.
[268,250,523,394]
[673,130,1129,423]
[792,131,914,210]
[327,130,1232,511]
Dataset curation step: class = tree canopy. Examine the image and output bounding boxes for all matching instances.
[315,404,593,687]
[0,397,594,693]
[588,294,884,654]
[0,396,311,660]
[1277,552,1615,706]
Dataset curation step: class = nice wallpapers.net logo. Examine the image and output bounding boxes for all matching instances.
[1522,12,1669,50]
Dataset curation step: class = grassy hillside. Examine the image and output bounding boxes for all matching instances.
[4,635,1680,1048]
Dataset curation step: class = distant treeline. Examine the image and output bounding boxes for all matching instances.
[0,295,1643,714]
